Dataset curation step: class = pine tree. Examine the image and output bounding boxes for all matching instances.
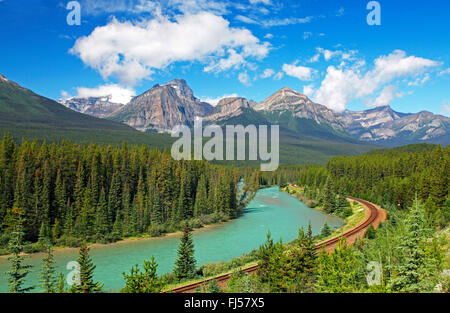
[56,272,66,293]
[6,207,34,293]
[391,200,430,292]
[122,256,164,293]
[365,225,376,239]
[40,241,56,293]
[94,188,109,239]
[320,222,331,238]
[316,238,360,293]
[174,225,197,280]
[71,244,103,293]
[194,174,208,217]
[321,177,335,213]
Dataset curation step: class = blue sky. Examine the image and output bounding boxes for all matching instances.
[0,0,449,115]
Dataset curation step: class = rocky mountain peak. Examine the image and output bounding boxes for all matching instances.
[205,97,251,122]
[253,87,311,112]
[163,78,196,101]
[60,96,124,118]
[108,79,212,132]
[0,73,8,82]
[216,97,250,108]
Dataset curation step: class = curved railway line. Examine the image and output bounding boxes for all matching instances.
[167,191,385,293]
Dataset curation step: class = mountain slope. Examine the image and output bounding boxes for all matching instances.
[108,79,213,132]
[60,96,124,118]
[0,74,174,147]
[341,105,449,145]
[209,89,376,164]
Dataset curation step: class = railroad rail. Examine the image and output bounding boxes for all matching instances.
[167,191,383,293]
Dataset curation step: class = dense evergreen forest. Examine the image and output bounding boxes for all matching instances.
[0,135,257,253]
[2,140,448,293]
[257,144,450,226]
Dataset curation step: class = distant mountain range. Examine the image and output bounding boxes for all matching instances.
[60,78,450,147]
[1,73,448,164]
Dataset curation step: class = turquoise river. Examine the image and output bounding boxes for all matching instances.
[0,186,343,292]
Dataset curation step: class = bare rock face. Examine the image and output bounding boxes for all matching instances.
[108,79,213,132]
[0,74,8,82]
[340,106,449,143]
[369,111,450,141]
[60,96,124,118]
[205,97,251,122]
[254,87,346,131]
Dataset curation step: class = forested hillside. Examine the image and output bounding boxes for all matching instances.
[0,135,256,252]
[258,144,449,226]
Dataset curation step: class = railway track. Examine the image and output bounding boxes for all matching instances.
[167,193,383,293]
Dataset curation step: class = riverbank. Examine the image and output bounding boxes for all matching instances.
[0,186,343,292]
[280,184,367,241]
[0,219,230,259]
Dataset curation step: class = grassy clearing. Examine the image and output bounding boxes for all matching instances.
[281,185,368,242]
[318,201,367,242]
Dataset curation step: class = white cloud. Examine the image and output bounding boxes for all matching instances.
[366,85,403,107]
[439,68,450,76]
[80,0,157,15]
[336,7,345,17]
[440,101,450,116]
[238,72,251,86]
[408,73,430,86]
[234,14,315,28]
[260,16,314,27]
[71,84,136,104]
[282,63,314,81]
[200,93,239,106]
[302,84,315,97]
[260,68,275,78]
[249,0,271,4]
[60,90,71,101]
[264,33,274,39]
[303,32,312,40]
[313,50,439,112]
[273,72,283,80]
[168,0,230,15]
[71,12,269,85]
[235,15,260,25]
[311,47,358,63]
[204,49,245,72]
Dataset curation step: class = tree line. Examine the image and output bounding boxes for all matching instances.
[0,134,257,251]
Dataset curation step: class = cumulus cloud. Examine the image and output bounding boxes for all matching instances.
[264,33,274,39]
[67,84,136,104]
[260,68,275,78]
[408,73,430,86]
[366,85,403,107]
[200,93,239,106]
[282,63,314,81]
[302,84,315,97]
[70,12,269,85]
[310,47,357,63]
[238,72,251,86]
[313,50,439,112]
